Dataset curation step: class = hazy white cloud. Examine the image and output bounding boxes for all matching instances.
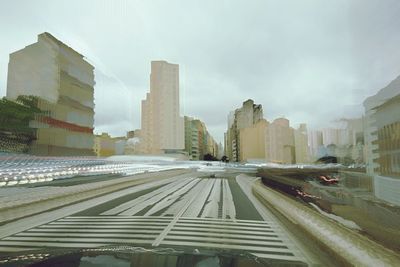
[1,0,400,141]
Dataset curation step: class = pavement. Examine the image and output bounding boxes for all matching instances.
[0,170,311,266]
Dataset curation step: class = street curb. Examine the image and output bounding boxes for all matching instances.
[252,179,400,267]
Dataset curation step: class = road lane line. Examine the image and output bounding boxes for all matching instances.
[120,178,193,216]
[152,179,209,247]
[222,179,236,219]
[144,178,200,216]
[200,179,221,218]
[182,179,214,217]
[101,177,184,215]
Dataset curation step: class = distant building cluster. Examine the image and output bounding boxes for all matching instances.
[2,33,219,161]
[224,100,309,164]
[184,116,219,160]
[307,118,365,164]
[1,32,399,189]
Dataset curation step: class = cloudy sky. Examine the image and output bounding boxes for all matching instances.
[1,0,400,142]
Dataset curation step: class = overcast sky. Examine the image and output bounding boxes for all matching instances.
[1,0,400,142]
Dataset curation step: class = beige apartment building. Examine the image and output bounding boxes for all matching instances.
[6,32,95,156]
[140,61,184,155]
[294,123,309,163]
[266,118,295,164]
[308,130,323,161]
[239,119,267,162]
[225,99,263,162]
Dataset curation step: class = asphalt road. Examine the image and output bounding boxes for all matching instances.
[0,170,313,266]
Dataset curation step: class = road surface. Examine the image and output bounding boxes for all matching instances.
[0,170,320,266]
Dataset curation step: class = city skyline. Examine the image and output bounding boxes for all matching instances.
[1,0,400,142]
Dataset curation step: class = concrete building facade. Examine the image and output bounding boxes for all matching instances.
[294,123,309,163]
[265,118,295,164]
[225,99,263,162]
[239,119,267,162]
[140,61,184,155]
[6,32,95,156]
[308,130,323,161]
[364,75,400,205]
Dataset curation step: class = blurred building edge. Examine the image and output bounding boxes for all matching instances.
[124,129,141,155]
[6,32,95,156]
[364,75,400,206]
[312,118,365,165]
[184,116,219,160]
[93,133,127,157]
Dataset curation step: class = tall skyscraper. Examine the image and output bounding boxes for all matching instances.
[140,61,184,154]
[6,32,95,156]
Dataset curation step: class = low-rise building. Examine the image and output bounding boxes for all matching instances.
[93,133,116,157]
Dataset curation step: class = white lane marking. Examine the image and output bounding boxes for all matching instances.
[119,178,194,216]
[65,216,171,219]
[152,179,210,247]
[49,221,169,226]
[168,230,281,241]
[3,236,155,244]
[161,178,206,216]
[0,177,178,239]
[200,179,221,218]
[222,179,236,219]
[38,225,166,229]
[176,223,271,231]
[172,226,276,235]
[101,177,185,215]
[182,179,214,217]
[174,219,272,228]
[27,229,163,234]
[144,178,200,216]
[236,175,308,263]
[15,232,159,239]
[179,216,272,224]
[58,218,171,222]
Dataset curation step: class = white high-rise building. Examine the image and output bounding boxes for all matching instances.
[140,61,184,154]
